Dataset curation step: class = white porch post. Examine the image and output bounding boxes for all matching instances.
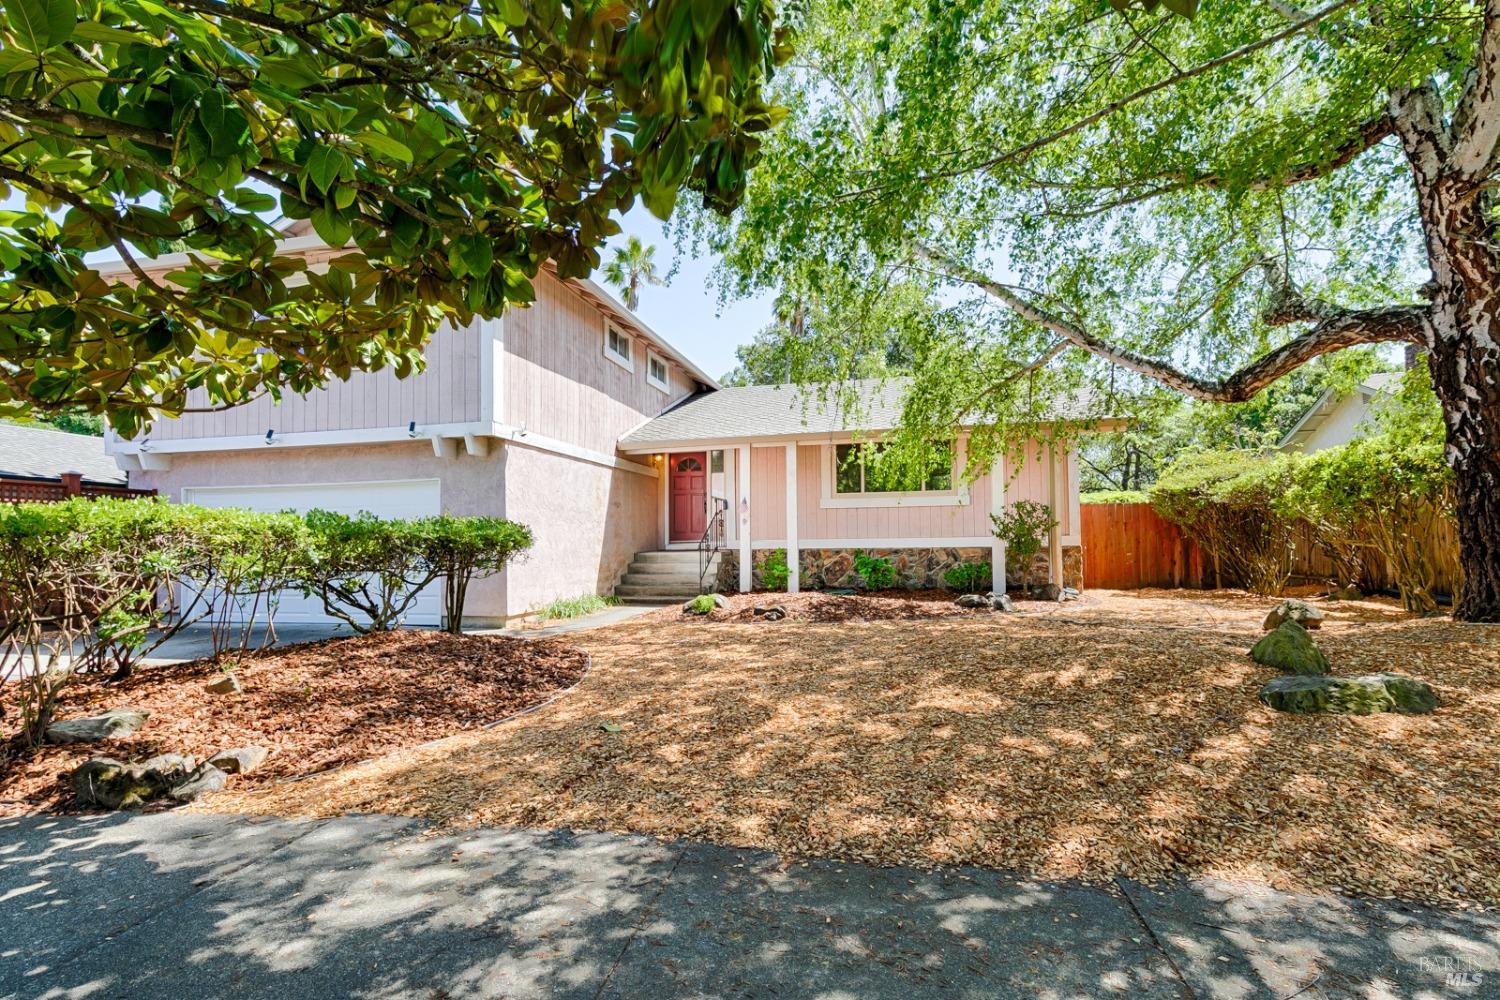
[990,452,1006,594]
[1047,442,1064,585]
[785,443,799,593]
[738,444,752,592]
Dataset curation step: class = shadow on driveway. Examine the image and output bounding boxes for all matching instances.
[1,813,1495,999]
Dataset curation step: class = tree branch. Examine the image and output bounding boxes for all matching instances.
[910,241,1426,403]
[1452,0,1500,181]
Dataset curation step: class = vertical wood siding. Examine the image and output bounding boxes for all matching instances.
[501,271,697,454]
[150,319,485,440]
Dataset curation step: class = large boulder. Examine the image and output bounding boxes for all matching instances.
[989,592,1015,613]
[1262,598,1325,631]
[45,708,150,744]
[167,764,228,803]
[1260,673,1438,715]
[954,594,990,609]
[1250,621,1330,675]
[71,758,163,810]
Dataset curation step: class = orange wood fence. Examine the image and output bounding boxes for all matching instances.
[1082,502,1208,590]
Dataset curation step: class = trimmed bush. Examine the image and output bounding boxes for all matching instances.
[759,548,791,591]
[943,561,992,593]
[423,515,533,631]
[853,551,896,590]
[1150,450,1296,595]
[1080,489,1149,505]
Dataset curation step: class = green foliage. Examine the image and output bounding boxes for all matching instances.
[758,548,791,591]
[601,236,667,312]
[1080,489,1149,505]
[0,0,788,433]
[2,406,103,436]
[990,500,1057,592]
[1150,450,1298,595]
[686,593,717,614]
[423,515,533,632]
[943,561,991,593]
[852,551,896,591]
[1283,429,1454,614]
[539,593,621,621]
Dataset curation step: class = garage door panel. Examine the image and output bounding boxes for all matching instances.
[181,479,442,626]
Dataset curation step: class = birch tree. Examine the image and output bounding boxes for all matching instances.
[695,0,1500,621]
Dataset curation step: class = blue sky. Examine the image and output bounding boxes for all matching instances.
[596,207,774,382]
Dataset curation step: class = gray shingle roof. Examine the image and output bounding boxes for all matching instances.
[0,423,126,485]
[619,377,1104,449]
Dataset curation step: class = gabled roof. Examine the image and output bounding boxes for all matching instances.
[0,423,125,485]
[90,233,718,391]
[618,377,1108,450]
[1278,372,1400,451]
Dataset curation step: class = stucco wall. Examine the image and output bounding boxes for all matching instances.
[498,443,659,616]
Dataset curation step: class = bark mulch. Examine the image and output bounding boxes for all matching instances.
[203,590,1500,909]
[647,588,1089,623]
[0,631,589,814]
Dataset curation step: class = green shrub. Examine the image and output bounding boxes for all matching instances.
[686,594,717,614]
[1283,433,1454,613]
[943,561,991,593]
[990,500,1057,592]
[1080,489,1148,505]
[424,515,533,632]
[759,548,790,591]
[539,593,620,620]
[1149,450,1297,595]
[853,551,896,590]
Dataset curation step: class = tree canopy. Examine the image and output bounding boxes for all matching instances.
[682,0,1500,620]
[0,0,788,433]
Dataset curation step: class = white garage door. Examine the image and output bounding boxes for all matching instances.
[182,479,443,626]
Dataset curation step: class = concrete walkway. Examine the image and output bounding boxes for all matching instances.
[2,813,1494,999]
[134,604,665,663]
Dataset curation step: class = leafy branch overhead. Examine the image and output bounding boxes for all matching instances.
[0,0,789,433]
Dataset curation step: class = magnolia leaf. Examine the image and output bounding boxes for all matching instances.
[5,0,74,52]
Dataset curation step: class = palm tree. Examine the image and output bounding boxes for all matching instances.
[601,236,666,310]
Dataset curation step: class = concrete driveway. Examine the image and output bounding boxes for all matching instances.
[2,813,1495,1000]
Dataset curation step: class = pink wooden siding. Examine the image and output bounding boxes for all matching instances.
[149,319,485,440]
[502,271,697,454]
[744,439,1067,544]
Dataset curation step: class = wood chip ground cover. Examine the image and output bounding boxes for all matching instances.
[653,589,1084,623]
[182,592,1500,907]
[1,631,588,812]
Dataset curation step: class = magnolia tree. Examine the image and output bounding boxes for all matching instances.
[0,0,788,435]
[689,1,1500,621]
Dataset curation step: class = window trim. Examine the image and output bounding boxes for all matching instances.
[646,350,670,392]
[603,323,634,372]
[819,442,969,509]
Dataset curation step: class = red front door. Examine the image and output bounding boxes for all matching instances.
[669,452,708,542]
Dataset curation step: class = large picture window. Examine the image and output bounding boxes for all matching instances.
[833,442,953,495]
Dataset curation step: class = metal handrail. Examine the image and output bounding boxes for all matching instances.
[698,497,729,592]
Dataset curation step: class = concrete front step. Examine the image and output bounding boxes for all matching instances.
[632,550,713,564]
[615,584,707,600]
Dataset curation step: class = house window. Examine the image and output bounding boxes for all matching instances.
[647,351,670,392]
[833,442,954,495]
[604,325,633,371]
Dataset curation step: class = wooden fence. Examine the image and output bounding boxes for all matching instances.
[1081,501,1461,597]
[0,472,156,504]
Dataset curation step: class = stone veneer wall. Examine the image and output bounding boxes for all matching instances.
[714,545,1084,592]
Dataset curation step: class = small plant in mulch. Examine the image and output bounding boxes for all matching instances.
[853,551,896,590]
[943,561,992,593]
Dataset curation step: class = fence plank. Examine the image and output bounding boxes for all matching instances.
[0,478,156,504]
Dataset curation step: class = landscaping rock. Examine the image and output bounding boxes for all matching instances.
[1262,598,1324,631]
[753,603,787,622]
[955,594,990,609]
[1250,621,1330,675]
[71,758,161,810]
[989,593,1015,612]
[1060,587,1081,602]
[1037,583,1063,602]
[138,753,198,787]
[204,673,242,694]
[206,746,268,775]
[1260,673,1438,715]
[45,708,150,744]
[167,763,228,803]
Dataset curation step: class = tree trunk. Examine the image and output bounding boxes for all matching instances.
[1428,332,1500,621]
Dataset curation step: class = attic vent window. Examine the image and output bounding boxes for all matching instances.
[604,325,633,371]
[647,352,669,392]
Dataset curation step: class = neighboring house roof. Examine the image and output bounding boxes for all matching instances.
[618,378,1110,450]
[90,236,719,392]
[0,423,126,485]
[1278,372,1400,452]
